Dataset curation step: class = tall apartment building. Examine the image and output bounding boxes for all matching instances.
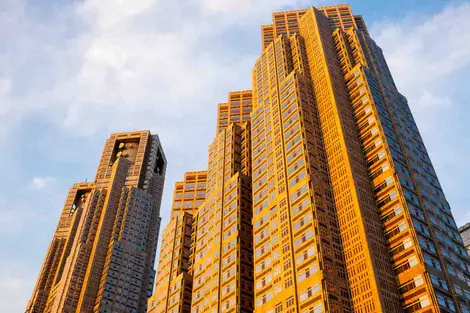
[459,223,470,256]
[251,4,470,313]
[148,171,207,313]
[187,91,254,313]
[26,131,166,313]
[146,5,470,313]
[148,91,254,313]
[148,213,194,313]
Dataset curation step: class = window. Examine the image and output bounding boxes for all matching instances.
[295,230,313,247]
[303,303,323,313]
[299,263,319,281]
[286,296,294,307]
[285,276,293,288]
[299,284,320,302]
[296,247,316,264]
[436,293,456,312]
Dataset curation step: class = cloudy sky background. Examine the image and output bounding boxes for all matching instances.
[1,0,470,311]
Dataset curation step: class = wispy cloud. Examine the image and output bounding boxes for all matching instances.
[0,261,36,313]
[30,177,55,191]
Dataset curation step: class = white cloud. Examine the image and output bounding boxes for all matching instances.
[0,0,331,141]
[80,0,157,30]
[372,3,470,113]
[0,77,11,96]
[30,177,55,191]
[0,263,35,313]
[199,0,252,13]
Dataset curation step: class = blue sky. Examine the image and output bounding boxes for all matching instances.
[1,0,470,311]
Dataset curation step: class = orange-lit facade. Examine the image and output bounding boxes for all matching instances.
[252,4,470,313]
[147,5,470,313]
[190,92,254,313]
[251,28,353,313]
[27,131,166,313]
[171,171,208,218]
[217,90,253,133]
[148,213,194,313]
[148,171,207,313]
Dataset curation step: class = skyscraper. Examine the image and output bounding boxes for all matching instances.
[251,5,470,313]
[190,120,254,313]
[149,4,470,313]
[148,212,195,313]
[27,131,166,313]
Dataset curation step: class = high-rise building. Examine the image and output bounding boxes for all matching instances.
[27,131,166,313]
[148,170,207,313]
[148,90,254,313]
[190,91,254,313]
[150,4,470,313]
[251,4,470,313]
[460,223,470,256]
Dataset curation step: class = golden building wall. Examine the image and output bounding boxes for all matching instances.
[251,30,351,313]
[191,120,253,313]
[298,8,403,312]
[261,10,307,50]
[148,213,194,313]
[148,169,206,313]
[171,171,207,218]
[217,90,253,133]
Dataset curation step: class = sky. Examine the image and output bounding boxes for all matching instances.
[1,0,470,311]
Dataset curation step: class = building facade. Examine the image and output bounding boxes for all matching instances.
[26,131,166,313]
[170,171,208,218]
[190,91,254,313]
[460,223,470,256]
[149,91,254,313]
[148,171,207,313]
[148,213,194,313]
[216,90,253,133]
[190,121,254,313]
